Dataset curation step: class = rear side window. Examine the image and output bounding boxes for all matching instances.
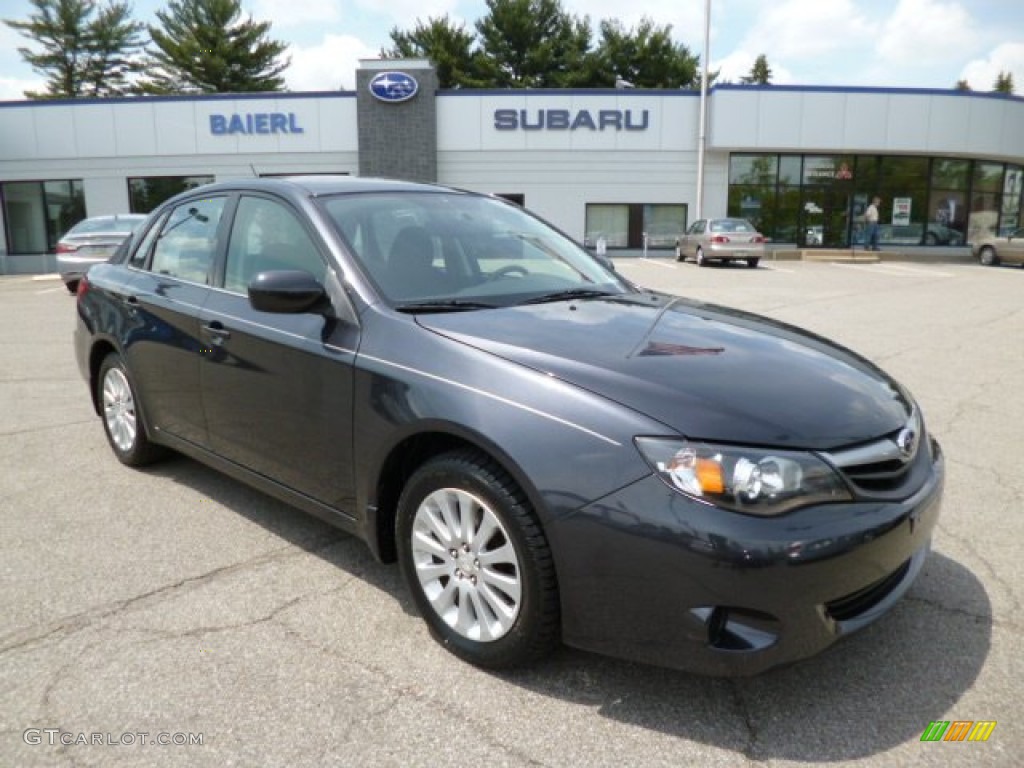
[149,197,226,284]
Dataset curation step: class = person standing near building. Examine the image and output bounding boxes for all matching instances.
[865,196,881,251]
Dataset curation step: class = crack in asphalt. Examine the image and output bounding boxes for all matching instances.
[0,419,96,439]
[274,622,559,768]
[0,531,348,657]
[935,519,1023,619]
[729,680,760,762]
[903,594,1022,632]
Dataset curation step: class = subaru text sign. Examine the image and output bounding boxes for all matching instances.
[368,72,419,103]
[494,109,650,131]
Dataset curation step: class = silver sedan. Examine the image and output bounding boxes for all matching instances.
[676,217,765,268]
[56,214,147,292]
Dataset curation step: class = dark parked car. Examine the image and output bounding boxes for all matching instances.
[56,213,147,292]
[74,177,944,676]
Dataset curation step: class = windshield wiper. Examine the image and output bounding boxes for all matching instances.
[517,288,618,306]
[396,299,498,313]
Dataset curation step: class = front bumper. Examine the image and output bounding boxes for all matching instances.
[548,440,944,676]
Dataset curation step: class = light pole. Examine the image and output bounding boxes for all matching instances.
[695,0,711,221]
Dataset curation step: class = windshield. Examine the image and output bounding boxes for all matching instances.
[318,191,630,307]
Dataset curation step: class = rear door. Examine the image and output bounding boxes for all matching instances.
[123,195,228,448]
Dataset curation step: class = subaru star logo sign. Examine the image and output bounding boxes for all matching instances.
[368,71,419,103]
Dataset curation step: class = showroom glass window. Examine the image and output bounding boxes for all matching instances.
[968,162,1003,242]
[801,155,855,248]
[128,176,214,214]
[928,159,969,243]
[728,154,778,237]
[1,179,84,254]
[584,205,629,248]
[876,156,929,245]
[642,205,687,248]
[999,165,1022,234]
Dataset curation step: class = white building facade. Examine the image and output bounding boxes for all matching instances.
[2,60,1022,274]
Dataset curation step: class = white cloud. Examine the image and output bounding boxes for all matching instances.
[960,41,1024,92]
[877,0,978,66]
[736,0,874,61]
[251,0,343,28]
[285,34,378,91]
[0,76,43,101]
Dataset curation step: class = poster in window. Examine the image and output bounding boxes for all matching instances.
[892,197,912,226]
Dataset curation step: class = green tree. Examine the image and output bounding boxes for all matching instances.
[382,15,484,88]
[139,0,288,94]
[741,53,772,85]
[954,78,971,90]
[593,17,699,88]
[474,0,594,88]
[993,70,1014,94]
[4,0,144,99]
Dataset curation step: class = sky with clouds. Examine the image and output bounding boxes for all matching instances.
[1,0,1022,100]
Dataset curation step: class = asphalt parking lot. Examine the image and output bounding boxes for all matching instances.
[1,258,1022,767]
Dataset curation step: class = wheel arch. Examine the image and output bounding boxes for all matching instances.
[87,339,119,415]
[366,425,544,565]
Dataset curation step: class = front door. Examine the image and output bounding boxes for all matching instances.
[199,194,360,512]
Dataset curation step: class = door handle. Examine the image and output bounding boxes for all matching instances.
[201,322,231,342]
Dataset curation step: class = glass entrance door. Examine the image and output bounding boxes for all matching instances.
[799,188,853,247]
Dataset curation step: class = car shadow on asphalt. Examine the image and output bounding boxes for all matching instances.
[150,455,990,762]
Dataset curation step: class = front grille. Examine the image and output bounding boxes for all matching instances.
[822,411,926,496]
[825,558,911,622]
[838,456,913,492]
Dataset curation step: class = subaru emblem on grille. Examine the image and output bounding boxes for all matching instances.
[896,427,918,458]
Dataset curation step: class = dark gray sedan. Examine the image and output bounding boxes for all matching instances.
[74,177,943,675]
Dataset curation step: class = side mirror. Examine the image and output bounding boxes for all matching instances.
[249,270,328,314]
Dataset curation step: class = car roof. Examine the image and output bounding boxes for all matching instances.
[65,214,148,233]
[190,175,456,199]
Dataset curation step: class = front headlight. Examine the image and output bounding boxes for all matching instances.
[635,437,852,516]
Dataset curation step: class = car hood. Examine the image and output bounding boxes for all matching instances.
[416,294,912,450]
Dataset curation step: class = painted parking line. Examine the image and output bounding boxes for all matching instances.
[638,258,679,269]
[35,286,68,295]
[829,262,955,278]
[616,259,676,271]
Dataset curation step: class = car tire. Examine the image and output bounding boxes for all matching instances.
[396,450,560,668]
[675,243,683,262]
[696,248,706,267]
[924,232,938,245]
[747,258,760,269]
[64,280,78,294]
[979,246,998,267]
[97,352,164,466]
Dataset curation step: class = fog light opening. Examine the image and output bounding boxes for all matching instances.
[694,605,781,652]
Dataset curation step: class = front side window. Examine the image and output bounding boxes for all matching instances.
[150,197,226,284]
[224,196,326,293]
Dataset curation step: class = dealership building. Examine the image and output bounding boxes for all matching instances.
[1,58,1023,274]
